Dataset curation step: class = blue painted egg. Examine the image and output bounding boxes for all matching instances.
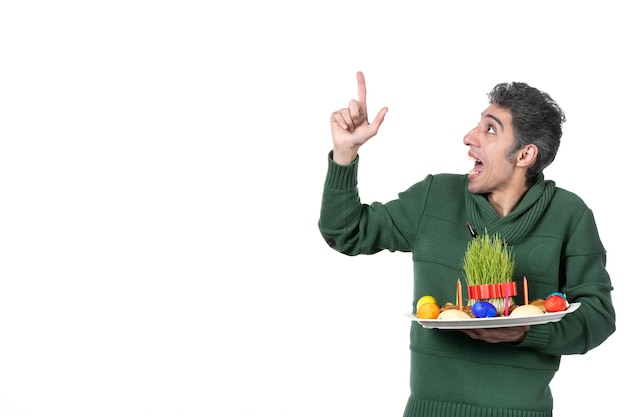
[472,301,497,318]
[547,291,567,301]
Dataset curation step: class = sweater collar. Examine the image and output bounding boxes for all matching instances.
[465,175,556,245]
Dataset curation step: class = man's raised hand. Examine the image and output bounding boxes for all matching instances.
[330,71,388,165]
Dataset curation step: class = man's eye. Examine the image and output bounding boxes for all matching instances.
[487,126,495,134]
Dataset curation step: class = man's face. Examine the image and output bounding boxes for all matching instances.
[463,104,519,195]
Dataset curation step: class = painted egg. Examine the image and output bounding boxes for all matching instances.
[472,301,497,318]
[545,294,568,312]
[547,292,567,300]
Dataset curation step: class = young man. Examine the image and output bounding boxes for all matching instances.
[318,72,615,416]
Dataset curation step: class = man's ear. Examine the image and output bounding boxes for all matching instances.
[517,144,538,168]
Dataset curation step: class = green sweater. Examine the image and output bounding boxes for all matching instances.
[318,154,615,417]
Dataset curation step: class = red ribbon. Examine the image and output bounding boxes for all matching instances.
[468,282,518,299]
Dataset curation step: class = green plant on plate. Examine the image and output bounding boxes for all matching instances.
[462,230,515,311]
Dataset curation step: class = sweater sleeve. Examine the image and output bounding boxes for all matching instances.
[517,208,616,354]
[318,152,418,256]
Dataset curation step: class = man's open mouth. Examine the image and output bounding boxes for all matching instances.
[468,156,483,176]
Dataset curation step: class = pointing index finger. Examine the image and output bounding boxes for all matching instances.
[356,71,367,118]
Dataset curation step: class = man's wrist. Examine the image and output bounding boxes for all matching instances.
[332,148,358,165]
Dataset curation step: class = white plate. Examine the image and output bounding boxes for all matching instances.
[410,302,581,329]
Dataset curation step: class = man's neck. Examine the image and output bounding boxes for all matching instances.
[486,186,529,217]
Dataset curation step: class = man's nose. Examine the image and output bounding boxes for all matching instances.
[462,128,476,146]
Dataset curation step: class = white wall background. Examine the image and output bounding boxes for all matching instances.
[1,1,623,416]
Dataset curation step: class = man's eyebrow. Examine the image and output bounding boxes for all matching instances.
[483,113,504,130]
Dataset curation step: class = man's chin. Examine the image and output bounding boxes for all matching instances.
[467,182,482,195]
